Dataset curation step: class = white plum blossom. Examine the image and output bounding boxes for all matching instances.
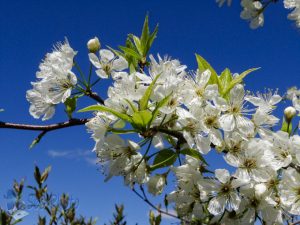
[240,0,264,29]
[216,0,232,7]
[245,90,282,113]
[147,174,166,196]
[271,131,300,167]
[284,0,300,27]
[225,138,281,182]
[26,83,55,121]
[200,169,243,216]
[89,49,128,79]
[96,134,141,182]
[287,86,300,111]
[252,108,280,138]
[182,69,219,107]
[280,168,300,215]
[218,84,255,136]
[27,40,77,120]
[86,111,117,151]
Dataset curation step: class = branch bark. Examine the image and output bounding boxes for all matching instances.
[85,90,104,104]
[0,118,89,131]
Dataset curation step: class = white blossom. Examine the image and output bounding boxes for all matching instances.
[89,49,128,79]
[240,0,264,29]
[284,0,300,27]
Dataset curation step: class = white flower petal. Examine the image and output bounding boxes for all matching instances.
[215,169,230,183]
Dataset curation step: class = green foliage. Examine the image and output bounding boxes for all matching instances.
[78,105,133,123]
[281,117,293,135]
[150,149,177,171]
[180,148,208,165]
[107,204,127,225]
[195,54,220,88]
[222,68,259,96]
[115,15,159,71]
[149,210,161,225]
[64,97,78,119]
[196,54,258,99]
[218,68,233,98]
[139,74,161,111]
[132,110,153,130]
[3,166,97,225]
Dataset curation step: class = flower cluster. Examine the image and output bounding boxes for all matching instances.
[26,40,77,120]
[240,0,264,29]
[284,0,300,27]
[26,31,300,224]
[217,0,300,29]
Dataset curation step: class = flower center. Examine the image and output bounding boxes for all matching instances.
[243,158,257,169]
[220,183,232,194]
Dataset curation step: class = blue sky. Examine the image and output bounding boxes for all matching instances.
[0,0,300,224]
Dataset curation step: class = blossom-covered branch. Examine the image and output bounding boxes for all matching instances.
[2,15,300,224]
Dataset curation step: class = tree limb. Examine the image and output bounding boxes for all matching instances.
[0,118,89,131]
[85,90,104,104]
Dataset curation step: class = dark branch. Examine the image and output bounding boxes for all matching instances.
[0,118,89,131]
[85,90,104,104]
[289,163,300,173]
[0,118,90,147]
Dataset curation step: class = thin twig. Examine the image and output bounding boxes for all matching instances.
[85,90,105,104]
[132,187,188,223]
[289,163,300,173]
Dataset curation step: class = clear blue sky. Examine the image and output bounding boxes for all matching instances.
[0,0,299,224]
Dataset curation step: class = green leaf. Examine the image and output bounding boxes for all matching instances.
[219,68,233,96]
[195,54,220,87]
[113,119,126,129]
[107,46,125,58]
[64,97,77,119]
[119,46,141,59]
[149,93,172,126]
[223,68,259,96]
[34,166,41,185]
[151,149,177,171]
[41,166,51,183]
[180,148,208,165]
[125,99,138,113]
[141,15,150,53]
[130,34,143,55]
[145,24,159,54]
[281,117,293,135]
[132,110,152,129]
[78,105,132,123]
[139,74,161,110]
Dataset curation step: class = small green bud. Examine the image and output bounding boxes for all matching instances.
[87,37,101,53]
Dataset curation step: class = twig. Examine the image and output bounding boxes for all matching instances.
[85,90,105,104]
[132,186,188,223]
[0,118,89,131]
[289,163,300,173]
[0,118,90,147]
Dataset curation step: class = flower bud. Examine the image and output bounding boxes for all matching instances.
[284,106,297,122]
[87,37,101,53]
[147,175,166,196]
